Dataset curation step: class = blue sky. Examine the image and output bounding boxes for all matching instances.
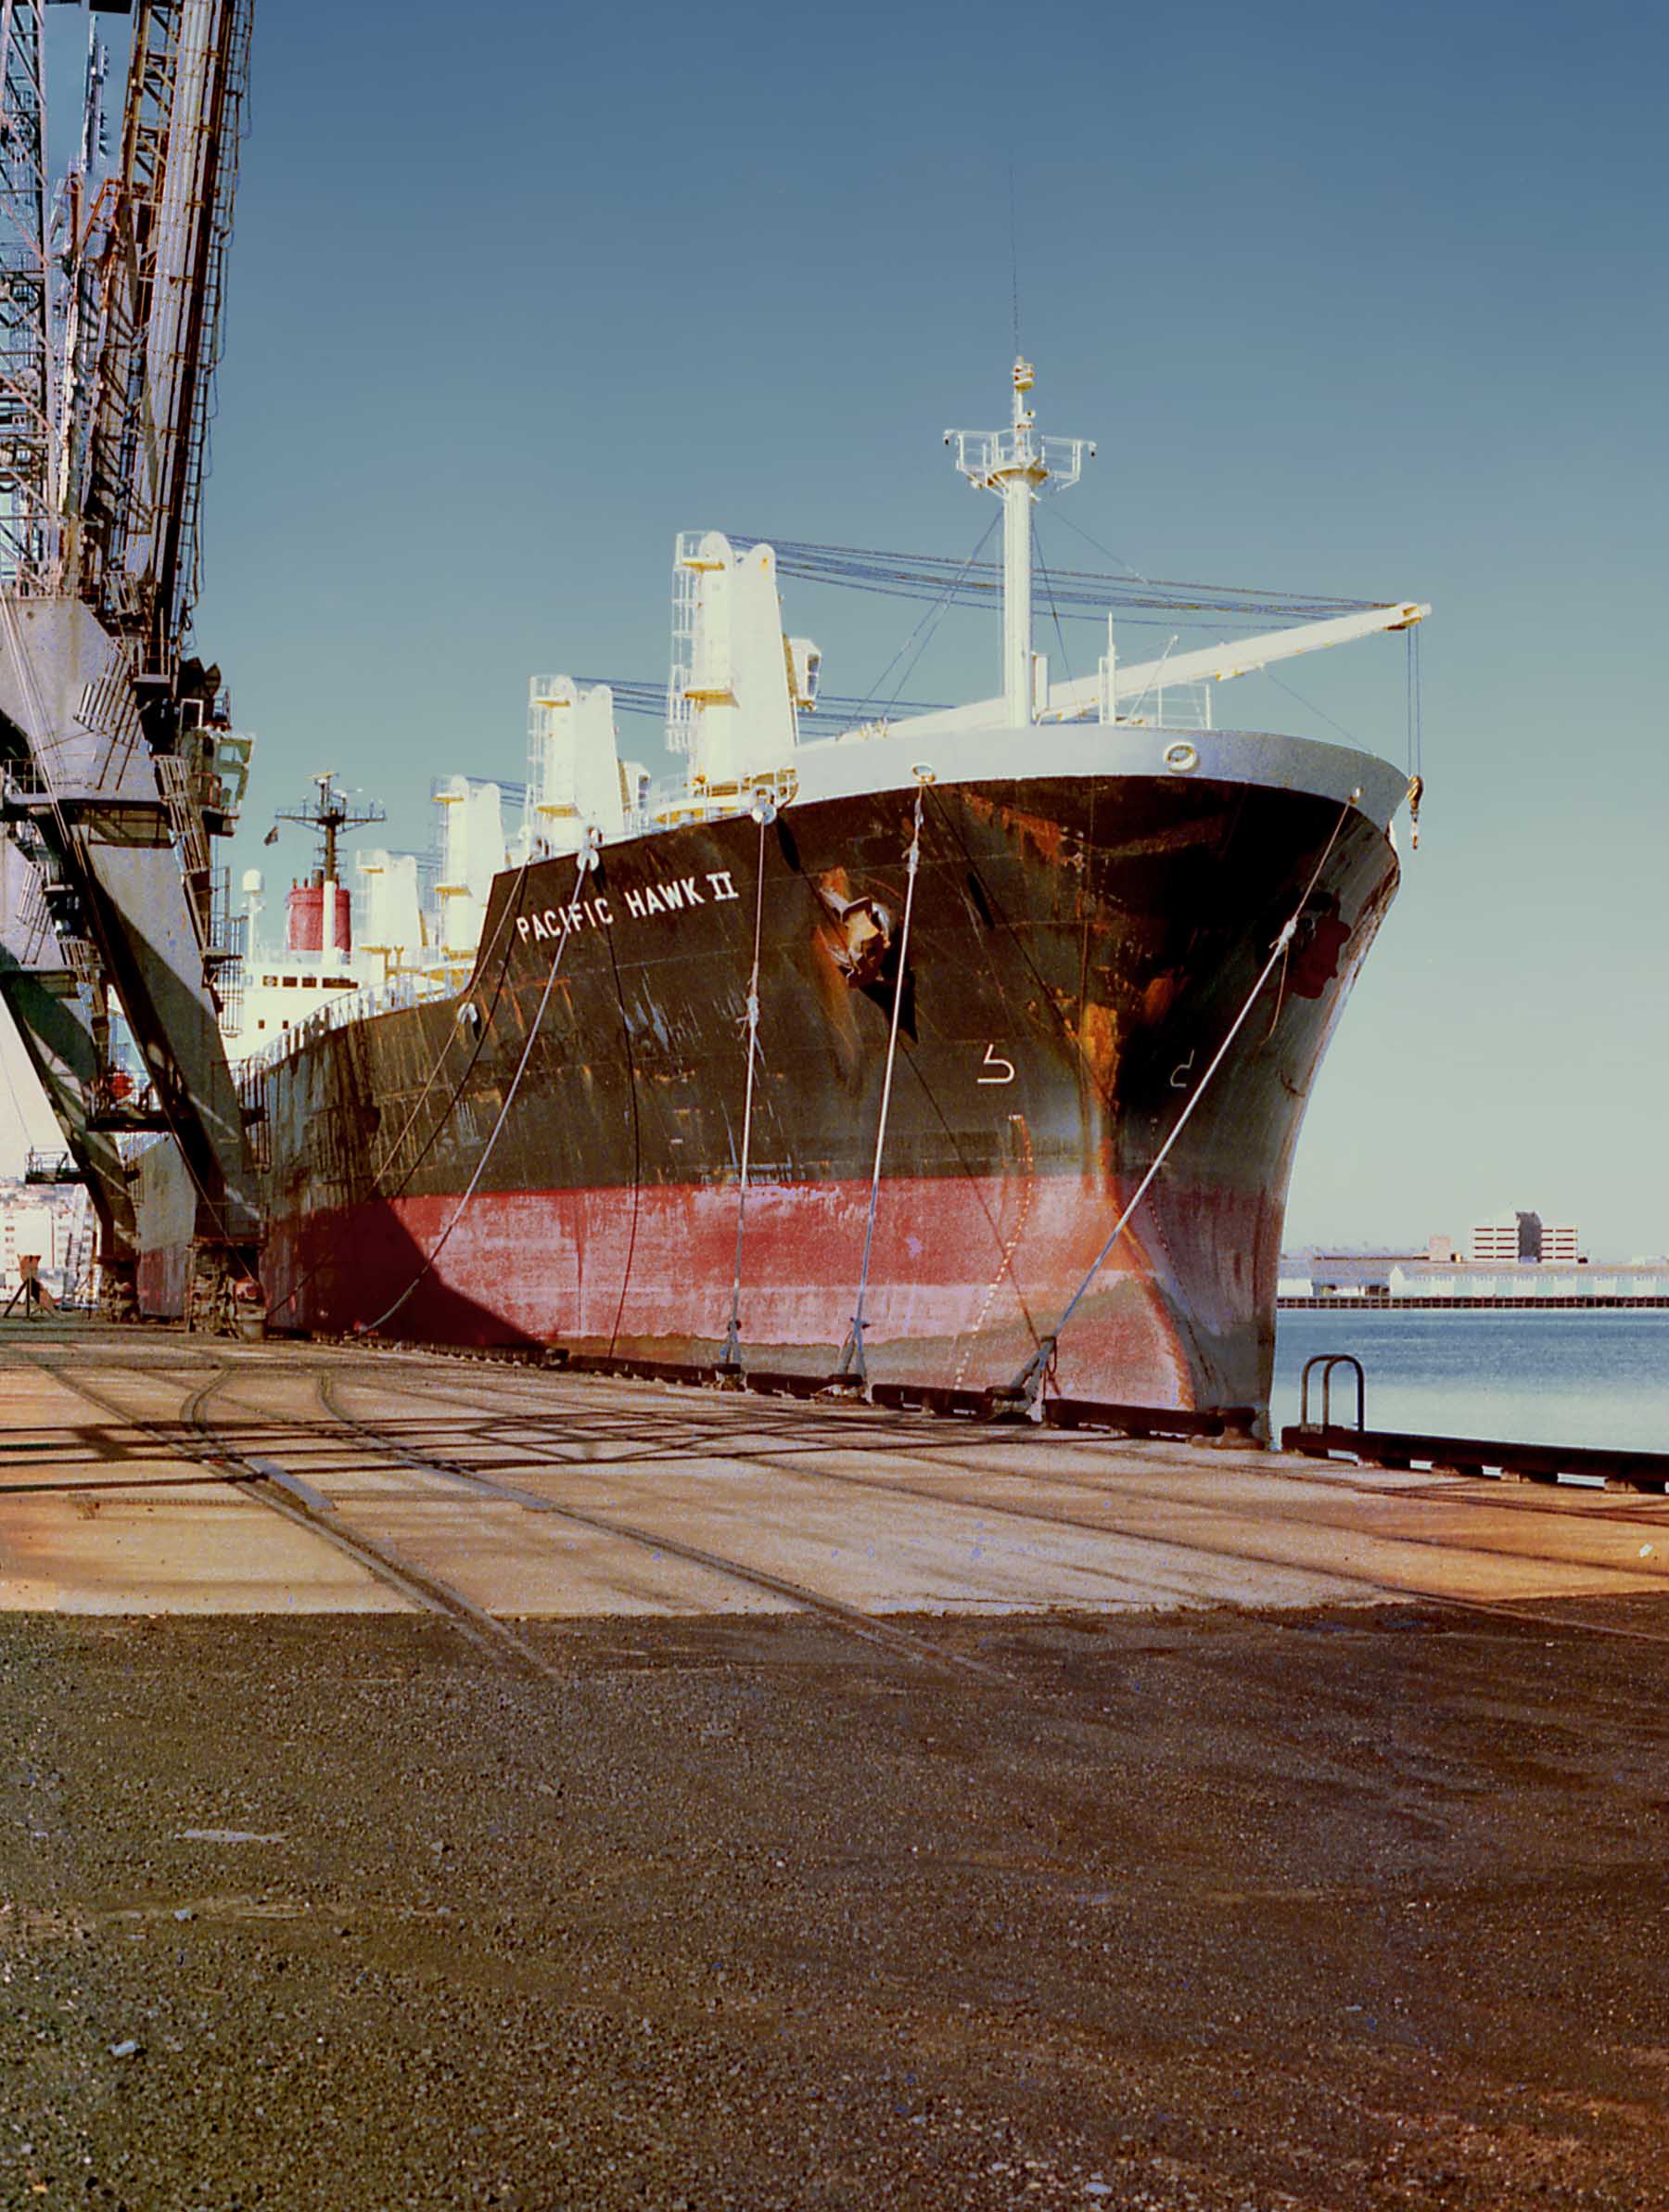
[4,0,1665,1258]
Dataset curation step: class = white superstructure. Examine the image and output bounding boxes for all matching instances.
[235,357,1429,1080]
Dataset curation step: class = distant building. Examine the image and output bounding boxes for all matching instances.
[1280,1254,1668,1305]
[1279,1209,1650,1307]
[1468,1212,1528,1262]
[1302,1250,1425,1298]
[1387,1259,1667,1303]
[1465,1210,1581,1265]
[0,1182,90,1293]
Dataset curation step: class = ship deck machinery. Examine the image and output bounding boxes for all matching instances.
[0,0,263,1325]
[190,360,1426,1433]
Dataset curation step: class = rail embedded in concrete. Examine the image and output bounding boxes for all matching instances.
[396,1340,1256,1437]
[1281,1423,1669,1494]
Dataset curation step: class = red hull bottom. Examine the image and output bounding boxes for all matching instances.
[252,1173,1273,1413]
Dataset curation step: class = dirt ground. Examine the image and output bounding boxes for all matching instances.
[3,1600,1668,2211]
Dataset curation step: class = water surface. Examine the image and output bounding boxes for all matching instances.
[1271,1309,1669,1454]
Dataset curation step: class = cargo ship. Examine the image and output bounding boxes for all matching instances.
[133,361,1425,1430]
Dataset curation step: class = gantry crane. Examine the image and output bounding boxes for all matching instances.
[0,0,261,1323]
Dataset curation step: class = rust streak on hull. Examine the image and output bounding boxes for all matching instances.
[134,771,1399,1429]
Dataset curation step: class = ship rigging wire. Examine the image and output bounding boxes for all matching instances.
[1032,521,1074,684]
[847,516,1001,724]
[726,535,1394,630]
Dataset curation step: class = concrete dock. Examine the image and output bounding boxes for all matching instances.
[4,1323,1666,1622]
[5,1321,1669,2210]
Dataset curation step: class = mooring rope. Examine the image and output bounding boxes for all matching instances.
[719,802,773,1370]
[363,845,595,1335]
[264,846,544,1326]
[833,770,933,1387]
[1003,795,1357,1408]
[366,847,539,1186]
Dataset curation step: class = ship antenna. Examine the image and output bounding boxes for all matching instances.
[945,364,1094,727]
[1008,162,1022,354]
[273,772,386,889]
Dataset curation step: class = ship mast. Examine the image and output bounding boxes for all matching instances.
[946,359,1092,725]
[274,773,385,893]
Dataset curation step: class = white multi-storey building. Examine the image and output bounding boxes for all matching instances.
[1465,1211,1583,1265]
[1467,1217,1522,1262]
[0,1183,87,1291]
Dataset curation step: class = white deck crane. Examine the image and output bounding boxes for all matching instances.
[886,599,1429,744]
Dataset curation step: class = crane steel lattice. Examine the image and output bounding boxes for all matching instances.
[0,0,263,1328]
[0,3,59,593]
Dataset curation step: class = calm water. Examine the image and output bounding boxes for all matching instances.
[1271,1309,1669,1453]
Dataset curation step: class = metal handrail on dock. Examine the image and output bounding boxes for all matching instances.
[1299,1353,1364,1434]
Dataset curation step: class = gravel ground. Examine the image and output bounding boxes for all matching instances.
[3,1600,1668,2210]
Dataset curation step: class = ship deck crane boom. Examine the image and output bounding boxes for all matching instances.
[880,599,1429,742]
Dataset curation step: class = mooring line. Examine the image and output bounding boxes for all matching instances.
[1005,797,1358,1408]
[365,844,596,1335]
[834,768,933,1388]
[720,801,774,1371]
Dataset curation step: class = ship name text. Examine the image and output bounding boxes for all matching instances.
[516,869,740,946]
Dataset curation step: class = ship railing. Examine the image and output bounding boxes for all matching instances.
[238,970,446,1078]
[642,763,800,831]
[1115,680,1215,731]
[12,867,54,967]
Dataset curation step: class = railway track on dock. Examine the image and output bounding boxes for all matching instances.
[248,1353,1669,1654]
[6,1336,1669,1654]
[292,1358,1669,1638]
[2,1344,1014,1688]
[3,1346,565,1680]
[297,1368,1014,1686]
